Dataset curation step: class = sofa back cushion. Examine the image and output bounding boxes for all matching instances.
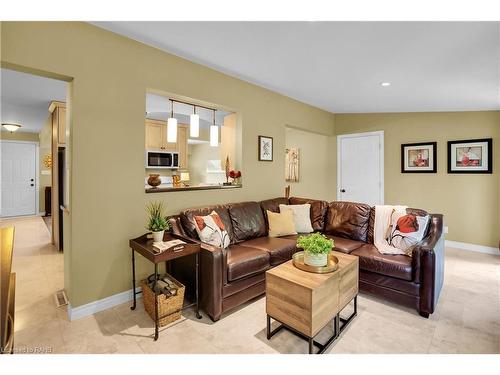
[325,201,371,242]
[181,204,235,244]
[289,197,328,231]
[228,201,267,242]
[259,197,289,232]
[367,206,429,244]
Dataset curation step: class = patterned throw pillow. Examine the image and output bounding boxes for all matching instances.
[386,212,430,254]
[193,211,230,249]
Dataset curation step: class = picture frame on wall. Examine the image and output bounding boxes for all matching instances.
[401,142,437,173]
[258,135,273,161]
[447,138,492,174]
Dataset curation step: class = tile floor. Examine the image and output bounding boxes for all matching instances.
[2,216,499,354]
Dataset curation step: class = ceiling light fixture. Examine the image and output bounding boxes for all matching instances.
[167,100,177,143]
[210,109,218,147]
[2,123,22,132]
[380,82,391,87]
[190,106,199,138]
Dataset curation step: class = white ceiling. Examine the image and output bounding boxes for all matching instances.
[1,69,67,133]
[93,21,500,113]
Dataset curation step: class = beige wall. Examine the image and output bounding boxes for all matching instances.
[1,22,335,307]
[285,127,336,201]
[38,118,52,212]
[336,111,500,248]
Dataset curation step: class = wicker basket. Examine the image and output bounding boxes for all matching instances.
[141,273,185,327]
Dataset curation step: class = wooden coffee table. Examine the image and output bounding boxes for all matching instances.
[266,251,359,354]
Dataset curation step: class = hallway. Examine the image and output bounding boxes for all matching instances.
[0,216,64,353]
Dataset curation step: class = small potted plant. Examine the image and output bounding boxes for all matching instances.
[297,233,334,267]
[146,201,170,243]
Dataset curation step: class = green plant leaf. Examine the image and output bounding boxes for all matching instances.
[297,233,334,255]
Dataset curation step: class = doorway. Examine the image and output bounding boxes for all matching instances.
[337,131,384,205]
[0,141,38,217]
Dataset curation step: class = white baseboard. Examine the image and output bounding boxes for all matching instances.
[445,240,499,255]
[67,287,142,321]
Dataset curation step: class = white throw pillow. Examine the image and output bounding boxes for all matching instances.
[192,211,230,249]
[386,212,430,254]
[279,204,314,234]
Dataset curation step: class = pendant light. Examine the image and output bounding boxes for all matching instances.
[167,99,177,143]
[210,109,219,147]
[2,123,22,132]
[190,105,199,138]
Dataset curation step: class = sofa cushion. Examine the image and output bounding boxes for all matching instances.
[226,245,270,282]
[260,197,289,234]
[181,204,235,244]
[267,210,297,238]
[325,201,371,242]
[289,197,328,231]
[239,237,297,266]
[351,244,413,281]
[228,202,267,242]
[279,204,314,233]
[367,207,429,244]
[324,234,365,254]
[193,211,231,249]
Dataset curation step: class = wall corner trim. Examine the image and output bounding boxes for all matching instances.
[445,240,499,256]
[67,287,142,321]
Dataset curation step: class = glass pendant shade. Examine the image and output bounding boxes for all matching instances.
[190,114,199,138]
[210,125,219,147]
[167,117,178,143]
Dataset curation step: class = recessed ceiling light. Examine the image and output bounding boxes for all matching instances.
[380,82,391,87]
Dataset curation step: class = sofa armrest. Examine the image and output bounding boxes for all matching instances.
[411,214,445,316]
[168,216,225,321]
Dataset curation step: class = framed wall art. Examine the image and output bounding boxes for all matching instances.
[447,138,492,174]
[285,147,299,182]
[258,135,273,161]
[401,142,437,173]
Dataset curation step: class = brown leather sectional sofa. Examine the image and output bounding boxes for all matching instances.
[169,197,444,321]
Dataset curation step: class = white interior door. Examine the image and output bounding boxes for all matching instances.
[1,141,37,217]
[337,131,384,205]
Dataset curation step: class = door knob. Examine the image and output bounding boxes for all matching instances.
[340,189,346,193]
[30,184,34,187]
[30,178,34,182]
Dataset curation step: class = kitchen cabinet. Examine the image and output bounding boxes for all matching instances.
[145,119,164,150]
[49,101,66,146]
[49,101,66,251]
[145,119,188,168]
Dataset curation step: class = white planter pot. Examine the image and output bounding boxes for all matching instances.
[304,251,328,267]
[152,230,165,243]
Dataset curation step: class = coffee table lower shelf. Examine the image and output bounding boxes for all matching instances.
[266,295,357,354]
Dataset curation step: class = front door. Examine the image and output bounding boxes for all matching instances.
[337,131,384,206]
[1,141,37,217]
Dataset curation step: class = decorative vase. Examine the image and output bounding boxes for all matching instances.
[152,230,165,243]
[304,251,328,267]
[147,174,161,188]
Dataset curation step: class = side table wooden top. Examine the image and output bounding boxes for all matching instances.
[129,232,200,263]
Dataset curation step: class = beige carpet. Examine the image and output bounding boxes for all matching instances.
[3,216,499,354]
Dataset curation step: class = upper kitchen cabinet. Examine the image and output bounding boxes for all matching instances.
[145,118,166,150]
[145,119,187,157]
[49,101,66,145]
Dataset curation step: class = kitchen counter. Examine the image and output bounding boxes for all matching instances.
[145,183,242,193]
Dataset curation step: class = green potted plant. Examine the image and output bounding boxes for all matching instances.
[146,201,170,243]
[297,233,334,267]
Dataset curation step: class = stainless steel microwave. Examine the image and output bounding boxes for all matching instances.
[145,150,179,169]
